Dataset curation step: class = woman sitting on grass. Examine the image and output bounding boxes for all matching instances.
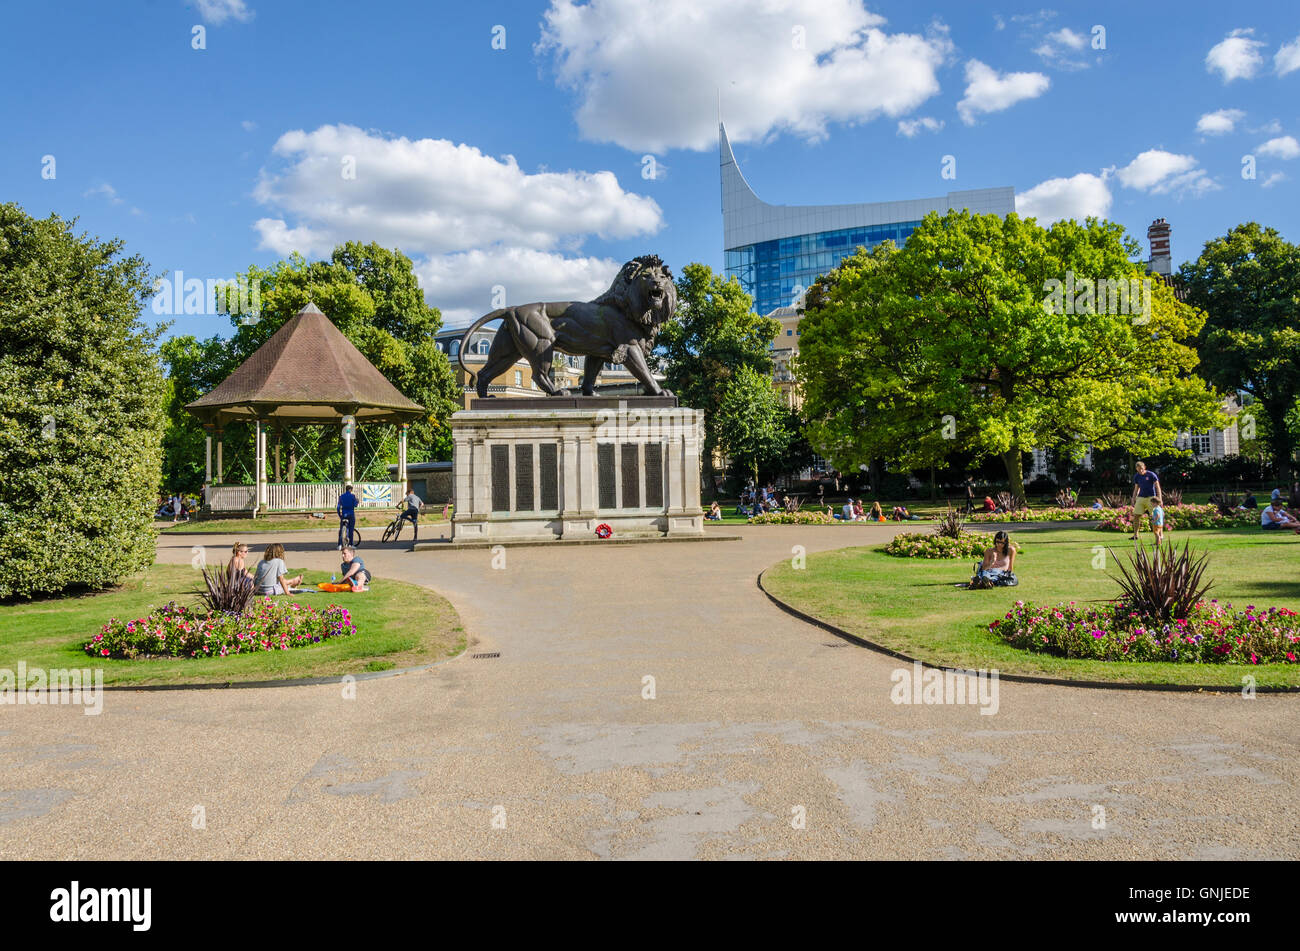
[253,543,303,596]
[970,531,1018,588]
[228,542,252,577]
[706,501,722,521]
[868,501,887,522]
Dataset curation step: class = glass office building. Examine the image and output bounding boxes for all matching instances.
[720,123,1016,315]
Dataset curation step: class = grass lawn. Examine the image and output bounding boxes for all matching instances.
[0,564,465,686]
[159,510,449,534]
[763,526,1300,688]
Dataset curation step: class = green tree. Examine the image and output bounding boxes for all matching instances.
[712,365,791,485]
[0,204,165,599]
[656,263,780,494]
[161,243,460,488]
[798,211,1224,498]
[1179,223,1300,479]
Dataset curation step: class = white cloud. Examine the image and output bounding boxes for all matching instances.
[1258,135,1300,159]
[1262,172,1288,189]
[957,59,1050,124]
[1276,35,1300,76]
[1015,173,1112,224]
[241,120,257,132]
[536,0,953,151]
[1196,108,1245,136]
[1115,150,1197,189]
[252,124,663,258]
[1252,118,1283,135]
[1047,28,1088,50]
[196,0,252,25]
[83,182,123,205]
[897,116,944,137]
[417,249,622,327]
[1206,28,1266,82]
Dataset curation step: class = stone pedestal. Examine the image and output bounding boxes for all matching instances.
[450,398,705,544]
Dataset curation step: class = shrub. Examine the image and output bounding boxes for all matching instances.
[1208,488,1243,515]
[0,203,166,599]
[971,507,1111,523]
[884,531,992,558]
[1162,487,1184,507]
[1110,541,1212,621]
[934,506,966,539]
[990,600,1300,664]
[1100,490,1129,509]
[749,510,833,525]
[88,599,355,659]
[995,490,1028,512]
[199,565,256,616]
[1054,488,1080,509]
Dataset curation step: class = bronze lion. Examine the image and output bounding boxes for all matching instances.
[456,254,677,398]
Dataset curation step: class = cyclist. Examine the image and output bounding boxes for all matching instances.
[337,483,359,549]
[398,487,424,540]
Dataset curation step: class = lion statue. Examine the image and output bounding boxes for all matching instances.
[456,254,677,399]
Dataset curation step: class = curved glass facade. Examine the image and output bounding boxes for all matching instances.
[724,221,921,315]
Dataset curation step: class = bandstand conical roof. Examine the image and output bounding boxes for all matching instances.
[185,302,425,426]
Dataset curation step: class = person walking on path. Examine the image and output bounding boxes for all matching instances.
[337,483,359,550]
[1129,461,1162,540]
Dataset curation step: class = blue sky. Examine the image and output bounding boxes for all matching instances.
[3,0,1298,340]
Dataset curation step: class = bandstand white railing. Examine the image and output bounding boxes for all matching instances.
[206,481,399,514]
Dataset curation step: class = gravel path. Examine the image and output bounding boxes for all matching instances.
[1,524,1295,860]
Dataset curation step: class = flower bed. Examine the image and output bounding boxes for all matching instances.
[88,599,355,659]
[1094,503,1258,532]
[883,531,993,558]
[748,510,834,525]
[990,599,1300,664]
[969,507,1110,523]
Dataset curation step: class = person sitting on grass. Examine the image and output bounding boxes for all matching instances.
[340,546,371,591]
[969,531,1018,588]
[983,495,997,513]
[253,543,302,596]
[228,542,252,577]
[706,501,722,521]
[1091,498,1104,510]
[853,500,866,521]
[891,505,919,521]
[868,500,886,522]
[1260,500,1300,533]
[1151,501,1165,545]
[841,498,855,521]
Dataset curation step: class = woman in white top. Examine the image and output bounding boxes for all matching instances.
[971,531,1019,587]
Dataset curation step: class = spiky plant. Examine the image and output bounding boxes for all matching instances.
[1053,488,1079,509]
[1161,487,1183,507]
[1109,541,1213,621]
[1207,487,1242,515]
[995,490,1027,512]
[1100,490,1128,509]
[934,505,966,539]
[199,564,256,616]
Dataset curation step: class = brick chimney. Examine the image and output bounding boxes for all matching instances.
[1147,218,1171,276]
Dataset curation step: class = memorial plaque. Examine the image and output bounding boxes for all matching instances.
[490,444,510,512]
[621,442,640,509]
[515,443,534,511]
[644,442,663,508]
[539,442,558,510]
[597,442,616,509]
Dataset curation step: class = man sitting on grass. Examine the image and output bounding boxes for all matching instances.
[1260,500,1300,534]
[340,546,372,591]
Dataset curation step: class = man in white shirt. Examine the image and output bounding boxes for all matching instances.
[842,499,856,521]
[1260,501,1300,532]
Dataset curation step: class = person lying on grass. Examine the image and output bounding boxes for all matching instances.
[340,546,372,591]
[253,543,303,595]
[969,531,1018,588]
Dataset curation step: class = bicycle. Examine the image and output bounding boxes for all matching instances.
[337,515,362,549]
[381,506,418,543]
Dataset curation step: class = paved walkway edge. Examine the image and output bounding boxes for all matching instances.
[755,567,1300,695]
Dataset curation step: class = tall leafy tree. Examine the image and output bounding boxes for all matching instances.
[711,365,791,485]
[0,204,165,598]
[1179,223,1300,479]
[161,243,460,488]
[656,263,780,492]
[798,211,1224,498]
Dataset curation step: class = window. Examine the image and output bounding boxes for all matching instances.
[514,370,522,386]
[476,338,489,355]
[786,329,793,336]
[1190,432,1212,456]
[449,340,460,357]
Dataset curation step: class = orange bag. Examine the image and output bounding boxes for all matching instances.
[316,582,354,592]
